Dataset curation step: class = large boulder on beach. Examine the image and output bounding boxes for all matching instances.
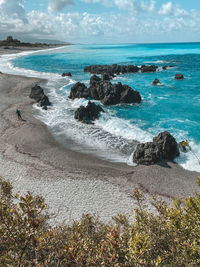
[30,85,44,102]
[153,131,179,160]
[175,73,184,80]
[133,131,179,165]
[74,101,104,124]
[29,85,51,107]
[69,82,90,100]
[133,142,161,165]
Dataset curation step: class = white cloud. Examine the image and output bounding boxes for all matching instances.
[48,0,74,12]
[0,0,199,43]
[0,0,27,23]
[159,2,188,17]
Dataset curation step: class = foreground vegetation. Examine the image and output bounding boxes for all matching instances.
[0,177,200,266]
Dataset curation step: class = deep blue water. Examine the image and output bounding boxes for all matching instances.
[11,43,200,171]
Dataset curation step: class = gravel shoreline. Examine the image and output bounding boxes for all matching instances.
[0,59,199,224]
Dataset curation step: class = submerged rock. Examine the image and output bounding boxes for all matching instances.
[175,73,184,80]
[133,131,179,165]
[152,78,161,86]
[29,85,51,107]
[74,101,104,124]
[62,72,72,77]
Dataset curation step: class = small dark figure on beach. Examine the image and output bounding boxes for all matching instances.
[16,109,22,120]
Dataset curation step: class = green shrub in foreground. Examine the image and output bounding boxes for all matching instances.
[0,177,200,266]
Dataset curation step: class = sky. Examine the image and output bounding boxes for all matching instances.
[0,0,200,44]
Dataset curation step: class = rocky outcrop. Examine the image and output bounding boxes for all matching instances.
[84,64,160,76]
[62,72,72,77]
[152,78,161,86]
[74,101,104,124]
[133,131,179,165]
[89,76,141,105]
[175,74,184,80]
[69,75,141,106]
[29,85,51,108]
[101,73,113,81]
[69,82,90,100]
[141,65,158,73]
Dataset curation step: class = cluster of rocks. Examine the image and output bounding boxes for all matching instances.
[62,72,72,77]
[133,131,180,165]
[74,101,104,124]
[84,64,172,77]
[29,85,51,110]
[152,73,184,86]
[69,74,141,106]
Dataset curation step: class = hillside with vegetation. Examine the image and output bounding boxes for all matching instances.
[0,36,64,48]
[0,176,200,266]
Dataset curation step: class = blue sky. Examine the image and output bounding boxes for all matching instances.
[0,0,200,43]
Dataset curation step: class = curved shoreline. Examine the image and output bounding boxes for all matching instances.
[0,45,200,224]
[0,72,199,225]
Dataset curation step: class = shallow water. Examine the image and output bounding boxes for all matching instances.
[0,43,200,172]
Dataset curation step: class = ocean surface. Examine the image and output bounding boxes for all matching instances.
[1,43,200,172]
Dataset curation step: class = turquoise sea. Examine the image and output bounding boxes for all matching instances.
[1,43,200,172]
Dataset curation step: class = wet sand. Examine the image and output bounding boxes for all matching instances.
[0,72,199,224]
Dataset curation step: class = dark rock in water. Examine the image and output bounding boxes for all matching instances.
[87,101,104,120]
[101,73,112,81]
[133,142,161,165]
[141,65,158,73]
[162,66,167,70]
[62,72,72,77]
[40,95,51,107]
[152,78,161,86]
[84,64,139,76]
[42,105,48,110]
[133,131,179,165]
[30,85,44,102]
[153,131,180,160]
[88,76,141,105]
[69,75,142,106]
[74,101,104,124]
[29,85,51,107]
[75,106,90,124]
[69,82,90,100]
[120,84,141,104]
[175,73,184,80]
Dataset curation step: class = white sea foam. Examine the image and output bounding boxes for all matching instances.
[175,141,200,172]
